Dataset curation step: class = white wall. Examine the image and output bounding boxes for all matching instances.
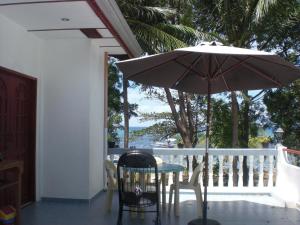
[0,14,43,77]
[42,39,105,199]
[88,43,105,198]
[0,14,106,200]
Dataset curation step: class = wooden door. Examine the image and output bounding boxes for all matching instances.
[0,67,36,205]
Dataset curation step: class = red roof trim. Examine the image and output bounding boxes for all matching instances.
[86,0,134,58]
[283,148,300,155]
[80,28,102,38]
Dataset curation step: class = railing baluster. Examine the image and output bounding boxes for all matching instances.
[188,155,193,174]
[209,155,214,187]
[218,155,224,187]
[170,154,174,164]
[258,155,264,187]
[248,155,254,187]
[107,148,277,192]
[228,155,233,187]
[238,155,244,187]
[268,155,274,187]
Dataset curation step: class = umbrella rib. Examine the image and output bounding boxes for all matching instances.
[214,56,251,78]
[212,56,229,78]
[126,52,192,80]
[252,55,300,71]
[171,55,203,88]
[214,56,232,91]
[174,59,207,78]
[242,61,284,86]
[221,75,232,91]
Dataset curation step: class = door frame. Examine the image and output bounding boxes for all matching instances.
[0,65,37,203]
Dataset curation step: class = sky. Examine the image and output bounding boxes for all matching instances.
[128,87,171,127]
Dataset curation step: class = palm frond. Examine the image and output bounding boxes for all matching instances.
[155,24,204,45]
[127,19,187,53]
[118,1,176,24]
[254,0,278,22]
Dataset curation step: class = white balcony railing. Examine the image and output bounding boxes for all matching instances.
[108,147,277,194]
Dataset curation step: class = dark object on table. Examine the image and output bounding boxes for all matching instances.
[117,150,160,225]
[188,218,221,225]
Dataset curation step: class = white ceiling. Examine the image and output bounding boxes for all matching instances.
[0,1,105,30]
[0,0,126,54]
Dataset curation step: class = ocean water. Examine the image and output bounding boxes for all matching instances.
[118,127,156,148]
[117,127,274,149]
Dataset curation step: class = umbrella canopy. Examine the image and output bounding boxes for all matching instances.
[118,43,300,94]
[116,42,300,225]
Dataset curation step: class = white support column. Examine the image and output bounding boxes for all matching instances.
[268,155,274,187]
[228,155,233,187]
[238,155,244,187]
[248,155,254,187]
[218,155,224,187]
[258,155,265,187]
[209,155,214,187]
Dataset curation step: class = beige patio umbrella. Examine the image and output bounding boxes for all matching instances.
[117,42,300,225]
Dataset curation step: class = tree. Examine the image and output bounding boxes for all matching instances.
[117,0,210,159]
[107,58,122,146]
[191,0,300,185]
[108,57,138,147]
[264,80,300,149]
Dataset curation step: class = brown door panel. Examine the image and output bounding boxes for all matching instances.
[0,67,36,205]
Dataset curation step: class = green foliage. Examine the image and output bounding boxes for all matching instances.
[210,99,232,147]
[249,136,271,148]
[108,58,122,143]
[264,80,300,148]
[118,0,202,54]
[117,0,300,149]
[108,57,139,144]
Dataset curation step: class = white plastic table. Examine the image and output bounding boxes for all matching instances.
[157,163,184,216]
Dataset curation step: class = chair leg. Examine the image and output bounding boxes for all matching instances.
[154,215,161,225]
[117,206,123,225]
[194,186,203,218]
[168,185,174,214]
[105,189,114,212]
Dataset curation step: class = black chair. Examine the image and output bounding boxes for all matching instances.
[117,151,161,225]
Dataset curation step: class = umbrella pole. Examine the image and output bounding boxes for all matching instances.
[203,79,211,225]
[193,80,221,225]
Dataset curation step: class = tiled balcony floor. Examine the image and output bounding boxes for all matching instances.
[22,192,300,225]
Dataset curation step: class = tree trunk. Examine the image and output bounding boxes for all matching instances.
[123,77,129,148]
[231,91,239,186]
[164,88,194,171]
[241,90,250,186]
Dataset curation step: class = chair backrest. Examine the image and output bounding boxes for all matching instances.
[105,160,117,189]
[117,151,159,208]
[189,163,203,186]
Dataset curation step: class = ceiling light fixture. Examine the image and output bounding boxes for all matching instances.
[61,18,70,22]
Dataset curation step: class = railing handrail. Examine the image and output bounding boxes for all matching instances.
[283,148,300,155]
[108,147,277,156]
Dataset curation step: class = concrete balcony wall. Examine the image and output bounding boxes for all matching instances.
[275,145,300,208]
